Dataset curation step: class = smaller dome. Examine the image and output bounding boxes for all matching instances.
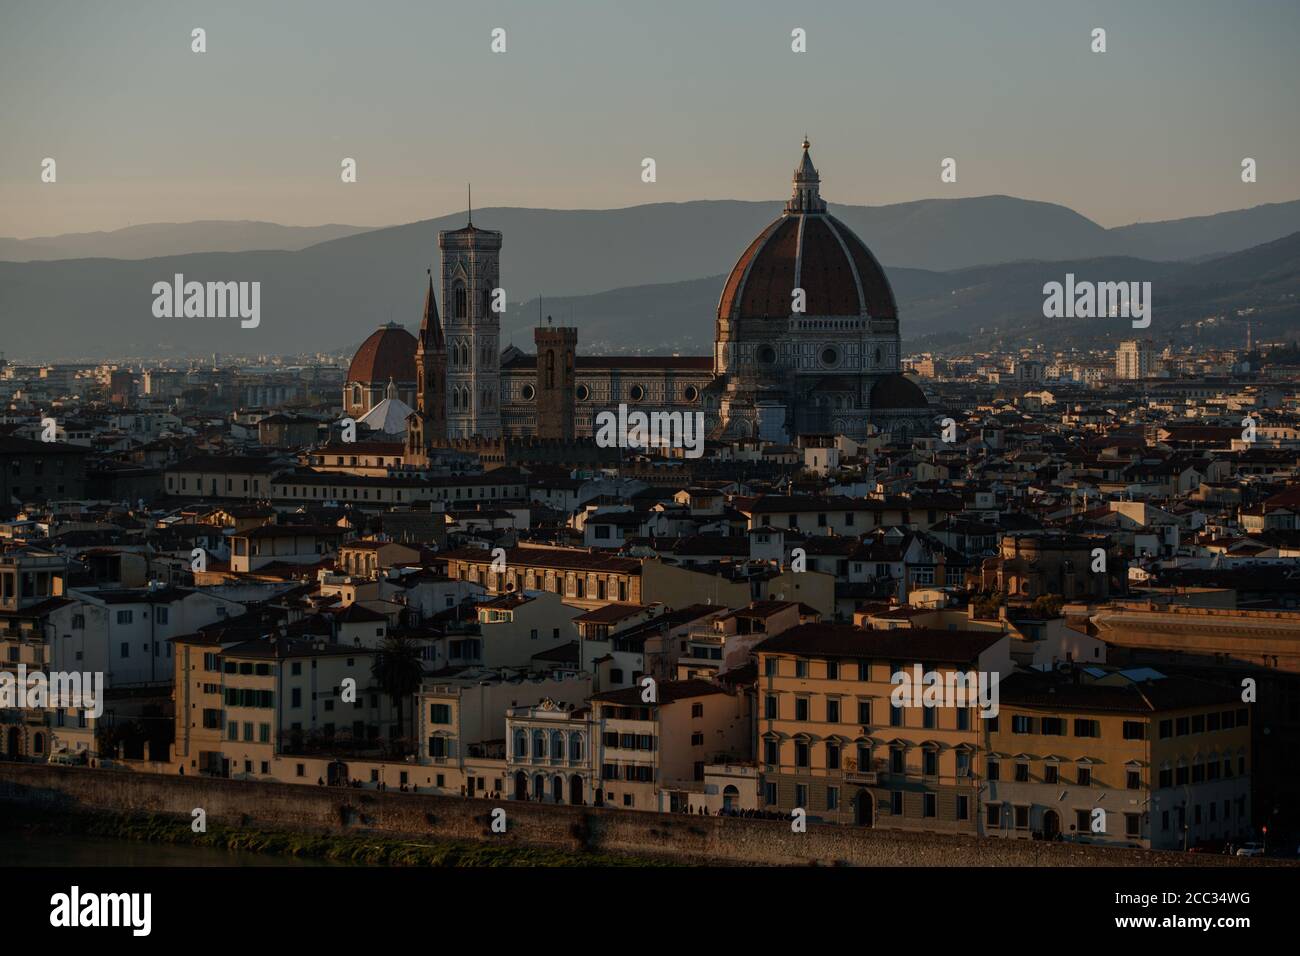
[347,324,417,384]
[870,374,928,410]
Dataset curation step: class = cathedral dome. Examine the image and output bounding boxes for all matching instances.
[870,373,928,409]
[347,323,417,384]
[717,140,897,322]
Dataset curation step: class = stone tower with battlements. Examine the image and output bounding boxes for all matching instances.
[533,319,577,443]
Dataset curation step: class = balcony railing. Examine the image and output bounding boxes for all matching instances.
[512,754,585,768]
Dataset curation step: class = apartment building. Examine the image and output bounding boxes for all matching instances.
[738,493,962,535]
[0,436,91,504]
[474,590,582,669]
[164,456,281,500]
[337,540,422,580]
[441,543,837,619]
[987,667,1251,850]
[1115,339,1155,380]
[676,599,803,679]
[172,632,397,780]
[1086,601,1298,833]
[754,623,1011,831]
[589,679,750,811]
[441,545,644,610]
[48,585,247,687]
[228,524,348,574]
[1,549,70,759]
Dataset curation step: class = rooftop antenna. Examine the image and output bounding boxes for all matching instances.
[467,183,472,227]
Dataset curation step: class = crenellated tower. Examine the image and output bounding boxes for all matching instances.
[534,318,577,443]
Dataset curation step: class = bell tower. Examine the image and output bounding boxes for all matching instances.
[440,191,503,439]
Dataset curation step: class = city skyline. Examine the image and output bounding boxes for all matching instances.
[3,2,1300,915]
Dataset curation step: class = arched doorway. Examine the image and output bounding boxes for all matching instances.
[552,775,564,804]
[513,771,528,800]
[5,727,19,758]
[855,789,874,827]
[532,774,545,800]
[569,774,583,806]
[722,785,739,813]
[1042,809,1060,840]
[327,760,348,787]
[32,732,45,756]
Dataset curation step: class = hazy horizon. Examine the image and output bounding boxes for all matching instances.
[8,191,1300,244]
[3,0,1298,238]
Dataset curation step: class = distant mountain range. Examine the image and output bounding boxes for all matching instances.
[0,221,374,262]
[2,196,1299,360]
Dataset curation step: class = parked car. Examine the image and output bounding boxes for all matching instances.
[1235,842,1266,858]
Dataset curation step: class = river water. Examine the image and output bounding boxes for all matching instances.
[0,833,341,867]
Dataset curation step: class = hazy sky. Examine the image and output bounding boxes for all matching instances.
[2,0,1298,237]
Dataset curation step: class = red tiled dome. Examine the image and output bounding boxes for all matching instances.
[717,141,897,322]
[718,214,897,321]
[347,324,417,384]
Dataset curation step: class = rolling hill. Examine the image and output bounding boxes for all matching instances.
[3,198,1300,360]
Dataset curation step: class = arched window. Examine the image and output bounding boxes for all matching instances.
[551,732,565,760]
[482,286,492,316]
[514,730,527,758]
[569,733,583,761]
[454,283,467,319]
[532,730,545,759]
[545,349,555,388]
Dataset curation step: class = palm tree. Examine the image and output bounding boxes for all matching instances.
[370,634,424,750]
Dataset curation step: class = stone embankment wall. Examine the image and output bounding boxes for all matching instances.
[0,765,1278,867]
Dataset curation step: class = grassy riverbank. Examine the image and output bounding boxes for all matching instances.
[2,807,678,867]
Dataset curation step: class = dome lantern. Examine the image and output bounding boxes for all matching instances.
[786,137,826,214]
